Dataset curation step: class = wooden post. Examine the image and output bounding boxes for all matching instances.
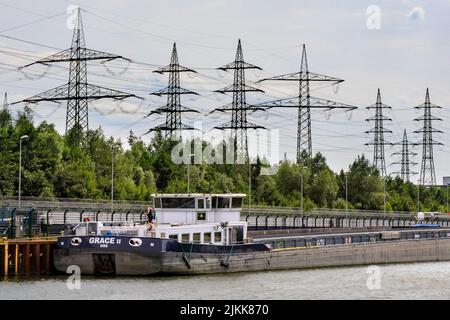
[45,244,50,274]
[35,244,40,274]
[3,239,8,276]
[14,244,19,275]
[24,243,30,274]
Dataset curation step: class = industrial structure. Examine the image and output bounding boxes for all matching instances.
[391,129,417,182]
[365,89,392,177]
[15,8,139,144]
[211,39,265,163]
[414,89,443,186]
[256,44,357,165]
[145,43,199,140]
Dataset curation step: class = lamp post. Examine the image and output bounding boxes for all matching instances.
[248,159,252,213]
[111,145,119,213]
[18,135,29,208]
[187,153,195,194]
[446,184,449,215]
[300,170,304,214]
[345,173,348,214]
[417,179,421,213]
[383,177,386,215]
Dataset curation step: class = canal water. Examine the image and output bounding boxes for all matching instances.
[1,261,450,300]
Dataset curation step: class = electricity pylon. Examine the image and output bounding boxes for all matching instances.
[17,7,139,143]
[365,89,392,177]
[391,129,417,182]
[211,39,265,163]
[414,88,443,186]
[256,44,357,165]
[146,43,199,140]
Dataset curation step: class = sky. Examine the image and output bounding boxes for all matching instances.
[0,0,449,182]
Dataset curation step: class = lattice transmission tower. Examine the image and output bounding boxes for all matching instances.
[256,44,357,165]
[414,88,443,186]
[365,89,392,177]
[145,43,198,140]
[17,8,139,142]
[211,39,265,162]
[391,129,417,182]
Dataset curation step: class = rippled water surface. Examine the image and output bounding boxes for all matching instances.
[2,262,450,300]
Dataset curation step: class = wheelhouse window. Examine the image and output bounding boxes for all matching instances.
[154,197,162,208]
[193,233,201,243]
[197,198,205,209]
[169,234,178,240]
[161,197,195,209]
[216,197,231,208]
[231,197,243,208]
[206,198,211,209]
[214,232,222,243]
[182,234,190,242]
[204,232,211,243]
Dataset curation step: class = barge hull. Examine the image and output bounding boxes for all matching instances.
[53,235,450,276]
[161,238,450,275]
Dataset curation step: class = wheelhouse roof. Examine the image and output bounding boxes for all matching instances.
[151,193,246,198]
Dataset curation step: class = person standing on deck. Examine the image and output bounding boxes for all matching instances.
[147,207,156,230]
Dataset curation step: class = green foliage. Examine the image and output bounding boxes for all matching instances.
[0,114,448,212]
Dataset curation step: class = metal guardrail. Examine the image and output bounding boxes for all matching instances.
[1,197,446,219]
[241,207,420,218]
[0,196,150,205]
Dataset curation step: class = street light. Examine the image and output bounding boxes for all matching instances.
[300,170,304,214]
[187,153,195,194]
[417,179,421,213]
[345,173,348,214]
[18,135,29,208]
[111,145,119,213]
[446,183,449,215]
[248,159,252,213]
[383,176,386,215]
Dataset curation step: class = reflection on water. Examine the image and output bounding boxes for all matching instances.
[2,262,450,300]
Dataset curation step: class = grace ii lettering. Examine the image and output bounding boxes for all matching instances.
[88,237,121,245]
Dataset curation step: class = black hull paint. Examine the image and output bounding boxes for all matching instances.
[53,236,269,276]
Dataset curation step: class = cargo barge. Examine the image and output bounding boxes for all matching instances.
[53,193,450,276]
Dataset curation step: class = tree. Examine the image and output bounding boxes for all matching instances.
[347,155,384,210]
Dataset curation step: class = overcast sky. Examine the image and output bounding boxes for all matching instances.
[1,0,449,182]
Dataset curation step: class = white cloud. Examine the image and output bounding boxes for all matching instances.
[407,6,426,21]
